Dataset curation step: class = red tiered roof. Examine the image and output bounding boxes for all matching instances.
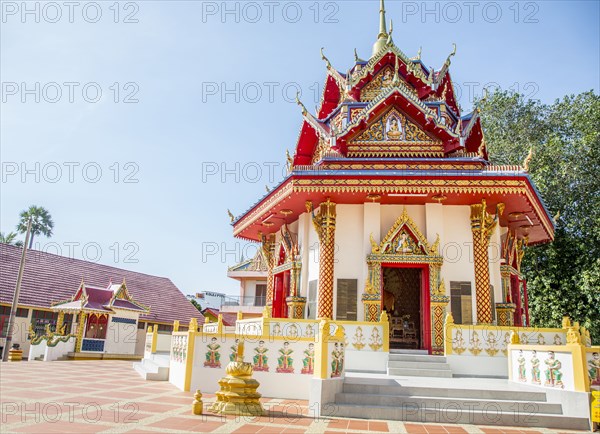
[231,5,554,249]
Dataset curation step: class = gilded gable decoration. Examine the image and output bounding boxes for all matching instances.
[348,107,443,158]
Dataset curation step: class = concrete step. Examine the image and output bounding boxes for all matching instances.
[387,367,452,378]
[388,354,447,363]
[133,359,169,381]
[389,349,428,355]
[335,392,563,414]
[331,403,590,430]
[387,360,451,370]
[342,382,548,402]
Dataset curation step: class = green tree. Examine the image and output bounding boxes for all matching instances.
[16,205,54,249]
[0,231,23,247]
[479,90,600,341]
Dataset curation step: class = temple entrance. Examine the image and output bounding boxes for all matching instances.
[382,267,425,350]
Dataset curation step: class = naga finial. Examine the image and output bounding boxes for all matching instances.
[553,210,560,225]
[416,46,422,60]
[320,47,332,70]
[227,209,235,222]
[523,147,533,172]
[392,55,400,86]
[354,48,364,63]
[286,149,293,172]
[386,19,394,45]
[265,185,271,193]
[295,91,308,116]
[445,43,457,65]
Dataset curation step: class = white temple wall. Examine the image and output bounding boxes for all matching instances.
[333,205,365,320]
[298,213,310,299]
[105,309,139,355]
[441,206,477,322]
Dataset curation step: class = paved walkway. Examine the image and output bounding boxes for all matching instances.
[0,361,588,433]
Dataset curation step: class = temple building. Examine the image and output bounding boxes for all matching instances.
[230,0,554,355]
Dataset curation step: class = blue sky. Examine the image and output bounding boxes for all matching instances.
[1,1,599,297]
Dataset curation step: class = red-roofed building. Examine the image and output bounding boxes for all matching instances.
[0,243,203,357]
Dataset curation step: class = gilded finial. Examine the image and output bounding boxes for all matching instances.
[454,117,462,135]
[320,47,332,70]
[553,210,560,225]
[295,91,307,116]
[372,0,389,57]
[386,19,394,45]
[445,43,457,65]
[286,149,293,171]
[354,48,364,63]
[392,55,400,86]
[477,138,486,159]
[416,46,422,60]
[227,209,235,222]
[427,67,434,84]
[522,147,533,172]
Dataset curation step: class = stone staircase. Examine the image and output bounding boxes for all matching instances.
[332,376,591,430]
[387,350,453,378]
[133,352,170,381]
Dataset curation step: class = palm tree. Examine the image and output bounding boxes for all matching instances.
[16,206,54,249]
[0,232,23,247]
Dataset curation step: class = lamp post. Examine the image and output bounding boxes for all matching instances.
[2,217,32,362]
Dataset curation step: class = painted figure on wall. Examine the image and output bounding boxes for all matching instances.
[544,351,564,388]
[531,350,541,384]
[589,352,600,386]
[331,342,344,378]
[352,326,366,350]
[453,329,467,355]
[253,340,269,372]
[369,327,383,351]
[301,343,315,375]
[276,341,294,373]
[469,331,482,355]
[553,334,562,345]
[204,337,221,368]
[395,232,412,254]
[229,339,239,362]
[517,350,527,382]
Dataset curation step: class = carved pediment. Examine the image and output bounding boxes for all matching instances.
[348,107,444,158]
[374,208,439,256]
[361,65,413,101]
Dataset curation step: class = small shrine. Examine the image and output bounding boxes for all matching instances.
[50,279,149,355]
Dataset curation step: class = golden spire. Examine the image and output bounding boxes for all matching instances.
[372,0,389,57]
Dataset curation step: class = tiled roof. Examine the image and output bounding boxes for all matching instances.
[0,244,203,324]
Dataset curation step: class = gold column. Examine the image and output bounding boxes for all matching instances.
[495,303,516,326]
[286,262,306,319]
[56,311,65,335]
[307,199,336,319]
[430,295,450,355]
[75,311,86,352]
[470,200,504,324]
[260,233,275,309]
[362,260,382,322]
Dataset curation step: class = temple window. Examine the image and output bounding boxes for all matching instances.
[450,282,473,325]
[85,314,108,339]
[0,306,29,337]
[336,279,358,321]
[255,284,266,306]
[31,309,58,336]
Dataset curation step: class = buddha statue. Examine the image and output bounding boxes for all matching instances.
[386,117,402,140]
